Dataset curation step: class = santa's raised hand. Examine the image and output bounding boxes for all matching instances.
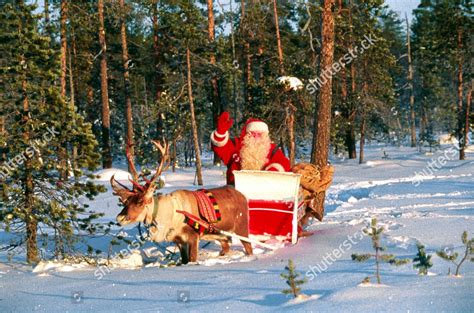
[216,111,233,134]
[211,113,290,185]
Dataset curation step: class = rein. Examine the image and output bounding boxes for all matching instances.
[137,197,160,241]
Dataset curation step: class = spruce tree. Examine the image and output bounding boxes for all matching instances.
[281,259,307,298]
[436,231,474,276]
[352,218,410,284]
[0,2,106,263]
[413,243,433,275]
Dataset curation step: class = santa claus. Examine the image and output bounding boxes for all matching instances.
[211,112,290,185]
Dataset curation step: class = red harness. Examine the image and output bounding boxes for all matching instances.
[184,189,221,234]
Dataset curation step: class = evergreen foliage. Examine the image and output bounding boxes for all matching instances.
[281,259,307,298]
[0,3,106,263]
[413,243,433,275]
[436,231,474,276]
[0,0,472,263]
[352,218,410,284]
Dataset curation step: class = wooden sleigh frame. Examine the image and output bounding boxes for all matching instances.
[234,171,304,244]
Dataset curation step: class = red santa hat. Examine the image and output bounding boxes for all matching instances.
[239,118,269,141]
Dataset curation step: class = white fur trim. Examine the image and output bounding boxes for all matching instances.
[211,131,229,147]
[246,121,269,133]
[264,163,285,172]
[214,131,227,138]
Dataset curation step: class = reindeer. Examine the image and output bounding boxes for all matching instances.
[110,140,253,264]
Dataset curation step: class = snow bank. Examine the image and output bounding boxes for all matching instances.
[94,168,132,182]
[2,145,474,312]
[277,76,303,91]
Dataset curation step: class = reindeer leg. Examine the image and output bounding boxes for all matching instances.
[188,234,199,262]
[241,241,253,256]
[177,243,190,265]
[235,224,253,256]
[219,239,230,256]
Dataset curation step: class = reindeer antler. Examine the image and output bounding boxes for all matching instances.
[125,143,139,182]
[146,139,170,189]
[125,142,147,192]
[112,140,169,201]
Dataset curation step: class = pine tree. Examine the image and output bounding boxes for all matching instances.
[0,2,106,263]
[352,218,410,284]
[119,0,135,172]
[281,259,307,298]
[436,231,474,276]
[97,0,112,168]
[413,243,433,275]
[309,0,335,221]
[207,0,223,166]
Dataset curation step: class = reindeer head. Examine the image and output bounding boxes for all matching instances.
[111,140,170,226]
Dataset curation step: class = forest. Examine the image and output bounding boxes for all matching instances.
[0,0,473,265]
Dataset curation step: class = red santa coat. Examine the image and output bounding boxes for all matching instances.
[211,122,291,185]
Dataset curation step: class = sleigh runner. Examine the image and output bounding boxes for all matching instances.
[234,170,304,244]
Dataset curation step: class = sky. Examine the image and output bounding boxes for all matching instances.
[386,0,421,21]
[31,0,422,22]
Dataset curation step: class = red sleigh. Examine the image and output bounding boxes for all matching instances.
[234,171,304,244]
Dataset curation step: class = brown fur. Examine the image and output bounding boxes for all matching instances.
[115,186,253,263]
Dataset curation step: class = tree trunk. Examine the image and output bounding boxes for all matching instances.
[152,0,164,140]
[21,66,38,263]
[58,0,69,180]
[68,43,78,172]
[286,103,296,167]
[463,80,472,157]
[26,211,38,264]
[241,1,252,112]
[338,0,354,159]
[272,0,284,71]
[359,113,366,164]
[44,0,49,32]
[98,0,112,168]
[24,94,38,264]
[375,246,381,284]
[347,0,357,159]
[359,61,369,164]
[310,0,335,217]
[347,110,357,159]
[172,137,177,172]
[60,0,67,98]
[420,99,426,140]
[120,0,135,171]
[348,57,357,158]
[229,0,238,133]
[67,47,75,109]
[207,0,222,165]
[186,47,203,186]
[457,28,465,160]
[406,14,416,148]
[244,41,252,109]
[272,0,295,166]
[87,85,94,122]
[347,64,357,157]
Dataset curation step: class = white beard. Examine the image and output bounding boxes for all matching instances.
[240,133,271,170]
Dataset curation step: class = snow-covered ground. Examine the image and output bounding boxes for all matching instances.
[1,144,473,312]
